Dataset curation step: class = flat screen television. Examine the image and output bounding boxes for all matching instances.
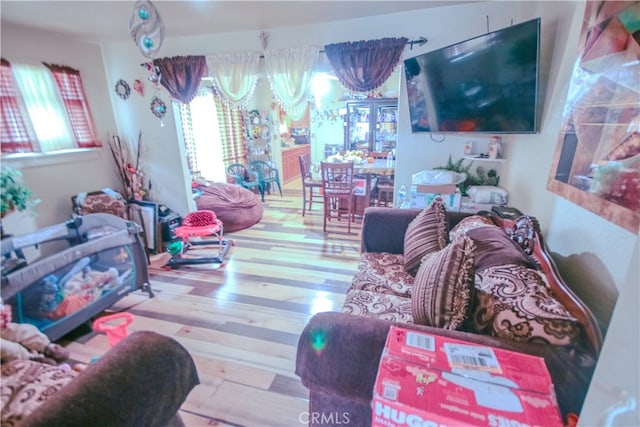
[404,18,541,133]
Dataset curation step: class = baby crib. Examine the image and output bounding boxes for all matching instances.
[1,213,151,341]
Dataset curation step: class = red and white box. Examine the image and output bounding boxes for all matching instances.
[372,326,563,427]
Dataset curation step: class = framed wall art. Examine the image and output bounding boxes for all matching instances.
[547,1,639,233]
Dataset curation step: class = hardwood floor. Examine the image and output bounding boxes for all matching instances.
[62,178,364,426]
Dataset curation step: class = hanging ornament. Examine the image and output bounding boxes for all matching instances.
[129,0,165,59]
[150,95,166,126]
[115,79,131,100]
[259,31,269,49]
[133,79,144,96]
[141,61,162,88]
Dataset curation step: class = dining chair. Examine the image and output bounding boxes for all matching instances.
[298,155,322,216]
[250,160,283,198]
[373,176,394,207]
[320,161,355,233]
[227,163,265,202]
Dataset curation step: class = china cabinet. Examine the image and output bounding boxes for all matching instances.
[344,98,398,153]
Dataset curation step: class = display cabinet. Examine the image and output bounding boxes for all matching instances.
[344,98,398,153]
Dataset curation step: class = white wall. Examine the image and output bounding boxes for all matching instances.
[1,22,120,234]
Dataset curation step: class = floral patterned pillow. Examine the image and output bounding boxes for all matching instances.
[449,214,496,242]
[470,264,581,346]
[1,360,78,426]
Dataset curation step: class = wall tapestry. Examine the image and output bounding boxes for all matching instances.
[547,1,639,233]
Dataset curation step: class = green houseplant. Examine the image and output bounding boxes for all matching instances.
[434,155,500,196]
[1,167,39,218]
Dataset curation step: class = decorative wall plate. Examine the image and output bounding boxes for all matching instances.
[150,96,166,119]
[115,79,131,100]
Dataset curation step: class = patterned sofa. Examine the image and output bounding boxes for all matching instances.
[296,202,603,426]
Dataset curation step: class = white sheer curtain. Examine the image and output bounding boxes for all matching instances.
[177,87,227,183]
[12,63,74,152]
[206,52,261,109]
[264,46,320,121]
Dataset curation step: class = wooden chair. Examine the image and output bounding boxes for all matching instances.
[250,160,282,198]
[298,155,322,216]
[227,163,265,202]
[320,161,355,233]
[373,176,394,207]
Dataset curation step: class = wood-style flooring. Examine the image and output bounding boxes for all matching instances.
[62,178,363,427]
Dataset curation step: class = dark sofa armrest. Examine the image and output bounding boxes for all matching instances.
[360,207,472,254]
[296,312,596,418]
[22,331,200,427]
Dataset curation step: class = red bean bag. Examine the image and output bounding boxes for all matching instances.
[194,182,263,233]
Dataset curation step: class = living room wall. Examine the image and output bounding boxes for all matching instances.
[1,22,120,237]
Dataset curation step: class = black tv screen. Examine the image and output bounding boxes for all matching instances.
[404,18,540,133]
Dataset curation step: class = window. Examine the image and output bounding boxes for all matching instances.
[0,58,100,155]
[177,86,245,183]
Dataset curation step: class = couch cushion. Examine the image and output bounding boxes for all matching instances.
[466,225,535,271]
[350,253,414,298]
[403,198,448,275]
[470,264,581,346]
[449,214,496,242]
[343,289,413,323]
[412,235,476,329]
[1,360,78,426]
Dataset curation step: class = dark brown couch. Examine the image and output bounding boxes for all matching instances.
[1,331,199,426]
[296,207,602,427]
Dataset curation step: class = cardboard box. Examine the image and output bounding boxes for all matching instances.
[372,326,563,427]
[412,184,457,195]
[409,185,461,211]
[459,197,494,213]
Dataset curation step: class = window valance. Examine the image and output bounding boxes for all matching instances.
[324,37,408,92]
[153,55,207,104]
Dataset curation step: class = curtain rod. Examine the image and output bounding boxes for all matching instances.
[143,37,428,66]
[252,37,428,59]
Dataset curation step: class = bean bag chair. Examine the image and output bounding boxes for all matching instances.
[194,182,263,233]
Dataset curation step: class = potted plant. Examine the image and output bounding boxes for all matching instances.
[1,167,39,218]
[434,155,500,196]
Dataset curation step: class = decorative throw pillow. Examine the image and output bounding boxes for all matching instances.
[449,214,496,242]
[403,197,448,275]
[470,264,581,346]
[466,226,535,271]
[411,235,476,329]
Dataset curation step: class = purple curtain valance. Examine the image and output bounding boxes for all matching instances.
[324,37,408,92]
[153,55,207,104]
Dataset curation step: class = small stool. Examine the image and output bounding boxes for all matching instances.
[376,184,394,207]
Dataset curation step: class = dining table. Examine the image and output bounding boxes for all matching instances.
[316,158,395,216]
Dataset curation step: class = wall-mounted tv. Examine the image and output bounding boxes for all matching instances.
[404,18,541,133]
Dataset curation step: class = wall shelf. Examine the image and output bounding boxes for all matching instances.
[463,156,506,162]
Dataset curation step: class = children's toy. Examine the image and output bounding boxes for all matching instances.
[92,312,134,347]
[164,210,233,269]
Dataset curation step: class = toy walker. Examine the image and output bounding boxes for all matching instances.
[163,210,232,269]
